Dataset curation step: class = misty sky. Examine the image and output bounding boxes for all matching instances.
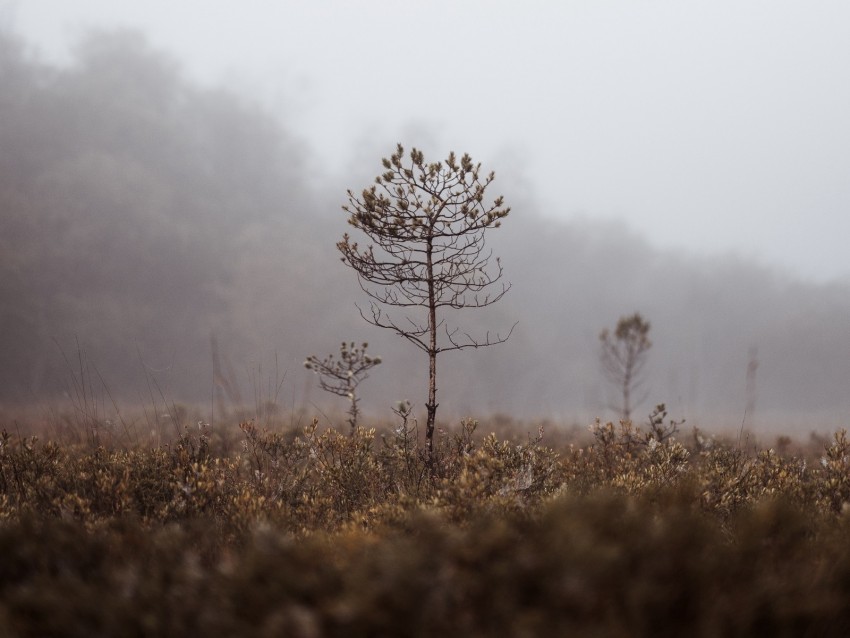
[8,1,850,283]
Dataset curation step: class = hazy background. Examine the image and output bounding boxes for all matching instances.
[2,2,849,434]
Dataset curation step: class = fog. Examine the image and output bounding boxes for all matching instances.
[2,28,850,433]
[15,1,850,285]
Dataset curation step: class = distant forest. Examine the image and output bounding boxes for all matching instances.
[2,28,850,432]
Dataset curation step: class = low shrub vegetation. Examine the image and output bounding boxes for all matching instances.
[2,413,850,636]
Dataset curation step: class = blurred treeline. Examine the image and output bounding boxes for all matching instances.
[2,28,850,429]
[0,29,348,404]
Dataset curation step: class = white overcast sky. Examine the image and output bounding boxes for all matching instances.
[7,1,850,283]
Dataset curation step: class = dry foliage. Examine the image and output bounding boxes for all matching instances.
[2,416,850,636]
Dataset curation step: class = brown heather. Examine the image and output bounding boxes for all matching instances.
[2,416,850,636]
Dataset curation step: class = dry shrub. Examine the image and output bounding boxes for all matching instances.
[4,420,850,635]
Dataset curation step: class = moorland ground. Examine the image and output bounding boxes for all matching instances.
[2,407,850,637]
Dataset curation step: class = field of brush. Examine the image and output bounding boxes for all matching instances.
[2,409,850,637]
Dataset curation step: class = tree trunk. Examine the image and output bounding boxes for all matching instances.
[426,346,437,466]
[425,235,438,467]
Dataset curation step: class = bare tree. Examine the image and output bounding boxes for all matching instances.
[599,313,652,421]
[304,341,382,434]
[338,144,513,462]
